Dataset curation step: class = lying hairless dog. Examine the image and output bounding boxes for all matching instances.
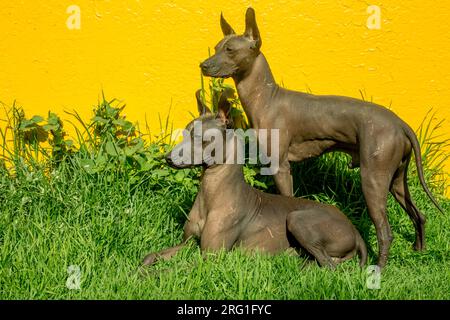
[142,90,367,269]
[199,8,444,267]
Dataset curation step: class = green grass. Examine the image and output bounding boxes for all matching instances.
[0,161,449,299]
[0,92,449,299]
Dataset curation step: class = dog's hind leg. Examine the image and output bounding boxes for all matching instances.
[360,165,395,268]
[305,247,337,269]
[390,155,426,251]
[359,130,407,268]
[287,210,337,269]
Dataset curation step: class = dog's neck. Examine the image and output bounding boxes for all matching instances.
[233,53,278,125]
[200,135,249,200]
[202,162,243,188]
[200,163,248,207]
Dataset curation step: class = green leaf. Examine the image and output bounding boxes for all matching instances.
[129,175,140,185]
[42,124,58,132]
[124,139,144,156]
[152,169,170,178]
[47,113,60,125]
[253,180,268,189]
[105,141,120,156]
[112,119,133,130]
[140,162,154,171]
[105,105,119,118]
[31,115,44,123]
[92,116,109,124]
[174,170,186,182]
[19,119,34,130]
[123,146,135,156]
[133,154,146,166]
[65,140,74,147]
[80,159,97,174]
[96,154,107,167]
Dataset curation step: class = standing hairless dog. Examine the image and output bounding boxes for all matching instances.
[142,90,367,269]
[199,8,444,267]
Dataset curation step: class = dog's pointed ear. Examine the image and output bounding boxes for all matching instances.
[217,88,234,126]
[196,90,211,116]
[220,12,235,36]
[244,7,261,50]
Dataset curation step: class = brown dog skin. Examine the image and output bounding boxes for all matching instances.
[142,91,367,269]
[199,8,444,268]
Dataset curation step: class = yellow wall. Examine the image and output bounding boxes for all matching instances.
[1,1,449,190]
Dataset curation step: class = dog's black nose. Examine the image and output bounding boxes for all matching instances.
[200,61,209,71]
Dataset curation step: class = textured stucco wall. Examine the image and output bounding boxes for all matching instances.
[1,1,449,189]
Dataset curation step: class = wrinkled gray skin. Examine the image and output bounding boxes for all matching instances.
[142,91,367,269]
[199,8,444,268]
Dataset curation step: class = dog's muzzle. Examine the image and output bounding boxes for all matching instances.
[200,61,212,75]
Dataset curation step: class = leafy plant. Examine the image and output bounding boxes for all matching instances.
[414,109,450,195]
[199,73,248,129]
[44,112,75,164]
[0,95,201,195]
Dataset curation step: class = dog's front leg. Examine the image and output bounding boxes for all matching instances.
[142,241,189,266]
[200,213,239,253]
[182,189,205,240]
[259,128,293,196]
[274,156,293,196]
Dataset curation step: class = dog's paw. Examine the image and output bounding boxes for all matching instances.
[142,253,159,266]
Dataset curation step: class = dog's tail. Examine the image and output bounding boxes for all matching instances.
[355,232,367,267]
[403,124,445,214]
